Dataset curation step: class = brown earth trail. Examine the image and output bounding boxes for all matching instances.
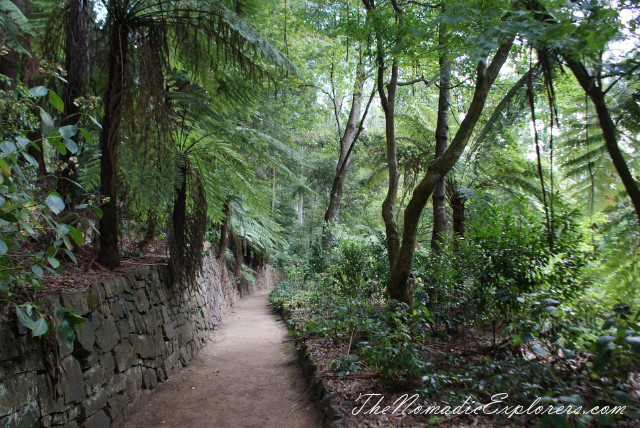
[124,288,321,428]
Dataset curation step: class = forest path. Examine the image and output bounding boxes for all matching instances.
[124,287,321,428]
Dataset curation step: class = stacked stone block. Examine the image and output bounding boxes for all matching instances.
[0,256,277,427]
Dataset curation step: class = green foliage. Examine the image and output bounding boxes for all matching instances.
[0,81,81,296]
[413,192,589,331]
[0,0,31,55]
[0,76,87,351]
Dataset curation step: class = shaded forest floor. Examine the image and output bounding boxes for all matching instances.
[123,288,321,428]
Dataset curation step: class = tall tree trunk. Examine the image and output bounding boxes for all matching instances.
[58,0,89,201]
[563,56,640,225]
[379,61,401,270]
[387,35,515,306]
[169,164,187,285]
[216,202,231,258]
[431,19,450,253]
[324,64,366,225]
[97,21,129,268]
[364,0,401,270]
[234,234,243,276]
[449,183,465,237]
[296,194,303,224]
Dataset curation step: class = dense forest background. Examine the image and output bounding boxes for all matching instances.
[2,0,640,425]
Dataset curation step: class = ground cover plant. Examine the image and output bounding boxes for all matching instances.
[271,199,640,427]
[2,0,640,426]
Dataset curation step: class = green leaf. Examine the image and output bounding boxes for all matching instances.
[68,227,83,246]
[31,264,43,278]
[56,307,85,326]
[549,412,568,427]
[596,335,616,351]
[59,125,78,139]
[63,249,77,264]
[531,344,548,357]
[593,347,613,371]
[16,137,30,148]
[31,317,49,337]
[0,240,8,255]
[57,319,76,349]
[602,318,616,330]
[78,128,93,144]
[39,108,54,130]
[625,336,640,353]
[62,235,73,250]
[28,140,41,152]
[48,256,60,269]
[521,332,535,343]
[54,139,67,156]
[89,115,102,129]
[0,141,16,154]
[22,152,39,167]
[613,390,629,404]
[0,158,11,176]
[64,138,78,154]
[45,193,65,214]
[48,89,64,112]
[599,414,614,426]
[28,86,48,97]
[93,206,103,219]
[15,305,35,330]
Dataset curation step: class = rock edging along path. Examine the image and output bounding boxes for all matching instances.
[124,287,321,428]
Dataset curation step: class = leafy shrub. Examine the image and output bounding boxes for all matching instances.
[0,77,91,349]
[414,192,590,330]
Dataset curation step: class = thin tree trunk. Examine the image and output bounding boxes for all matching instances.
[97,20,129,267]
[324,62,366,226]
[449,185,465,237]
[216,202,231,258]
[431,19,450,253]
[364,0,401,270]
[234,235,243,276]
[169,164,187,285]
[380,60,401,270]
[58,0,89,201]
[526,66,553,250]
[297,194,303,224]
[387,35,515,306]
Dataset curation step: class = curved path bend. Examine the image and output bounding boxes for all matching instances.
[124,288,320,428]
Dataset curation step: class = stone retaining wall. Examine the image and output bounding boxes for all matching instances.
[0,256,277,428]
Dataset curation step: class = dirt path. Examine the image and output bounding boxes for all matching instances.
[124,288,321,428]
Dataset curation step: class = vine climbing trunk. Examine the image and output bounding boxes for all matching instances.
[387,35,515,306]
[431,18,450,254]
[97,20,130,268]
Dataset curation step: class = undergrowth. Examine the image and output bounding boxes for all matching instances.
[270,204,640,427]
